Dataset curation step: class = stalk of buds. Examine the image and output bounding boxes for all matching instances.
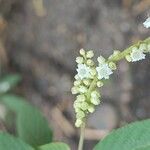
[72,17,150,128]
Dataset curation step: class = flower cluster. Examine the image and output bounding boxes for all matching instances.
[72,19,150,128]
[71,49,114,127]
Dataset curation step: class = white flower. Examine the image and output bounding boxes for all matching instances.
[130,47,145,62]
[77,64,91,80]
[143,17,150,28]
[96,63,113,80]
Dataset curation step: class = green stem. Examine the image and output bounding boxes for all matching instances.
[78,122,85,150]
[107,37,150,63]
[77,37,150,150]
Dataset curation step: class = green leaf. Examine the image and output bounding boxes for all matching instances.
[17,104,53,147]
[0,94,53,147]
[135,146,150,150]
[0,94,29,112]
[0,74,21,94]
[38,142,70,150]
[94,119,150,150]
[0,132,34,150]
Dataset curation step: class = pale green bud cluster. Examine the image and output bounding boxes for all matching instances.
[72,38,150,128]
[72,49,98,127]
[72,49,113,127]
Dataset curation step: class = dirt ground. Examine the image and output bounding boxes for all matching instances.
[0,0,150,149]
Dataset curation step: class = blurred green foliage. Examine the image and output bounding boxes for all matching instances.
[0,74,70,150]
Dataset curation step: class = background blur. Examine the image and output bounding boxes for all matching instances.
[0,0,150,149]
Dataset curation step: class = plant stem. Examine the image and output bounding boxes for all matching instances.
[107,37,150,63]
[78,122,85,150]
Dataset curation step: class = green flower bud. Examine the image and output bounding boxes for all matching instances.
[109,62,117,70]
[80,49,86,56]
[83,79,90,86]
[87,59,94,66]
[74,80,81,86]
[77,94,86,102]
[79,86,87,93]
[97,56,105,64]
[81,102,89,111]
[113,50,121,55]
[74,107,80,113]
[97,81,104,87]
[108,50,120,59]
[86,50,94,58]
[76,110,85,119]
[91,98,100,105]
[76,57,84,64]
[88,105,95,113]
[71,86,78,94]
[74,75,80,80]
[73,101,81,109]
[125,55,132,62]
[91,91,100,98]
[75,119,82,127]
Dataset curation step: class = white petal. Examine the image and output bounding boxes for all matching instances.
[96,64,113,80]
[143,17,150,28]
[130,49,146,62]
[77,64,91,80]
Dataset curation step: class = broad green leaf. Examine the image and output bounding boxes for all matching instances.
[0,74,21,93]
[38,142,70,150]
[0,94,29,112]
[17,105,53,147]
[0,94,53,147]
[0,132,34,150]
[0,94,30,134]
[94,119,150,150]
[136,146,150,150]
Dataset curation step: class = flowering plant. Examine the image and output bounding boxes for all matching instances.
[72,17,150,150]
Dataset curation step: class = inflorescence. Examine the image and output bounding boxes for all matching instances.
[72,18,150,128]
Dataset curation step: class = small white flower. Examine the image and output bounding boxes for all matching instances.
[130,47,145,62]
[143,17,150,28]
[77,64,91,80]
[96,63,113,80]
